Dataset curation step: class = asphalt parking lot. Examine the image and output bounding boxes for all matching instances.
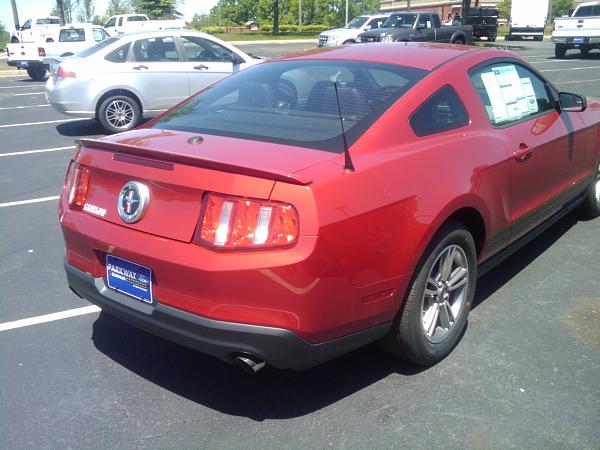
[1,39,599,449]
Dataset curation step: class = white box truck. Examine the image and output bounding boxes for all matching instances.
[507,0,549,40]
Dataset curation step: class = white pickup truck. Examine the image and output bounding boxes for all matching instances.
[317,14,390,47]
[552,1,600,57]
[10,16,61,43]
[103,14,185,36]
[6,24,110,80]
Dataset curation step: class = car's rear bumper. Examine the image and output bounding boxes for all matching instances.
[65,260,392,370]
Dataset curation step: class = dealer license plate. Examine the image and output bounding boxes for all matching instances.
[106,255,153,304]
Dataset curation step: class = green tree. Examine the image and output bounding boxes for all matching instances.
[78,0,95,22]
[552,0,574,19]
[497,0,511,19]
[132,0,181,19]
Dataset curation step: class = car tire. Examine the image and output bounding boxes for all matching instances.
[342,40,355,45]
[98,95,141,134]
[577,159,600,219]
[580,47,590,56]
[26,68,46,81]
[380,222,477,365]
[555,44,567,59]
[534,35,543,41]
[453,37,465,45]
[46,38,54,43]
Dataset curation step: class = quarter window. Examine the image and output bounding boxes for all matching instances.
[410,86,469,137]
[104,42,131,63]
[469,63,554,126]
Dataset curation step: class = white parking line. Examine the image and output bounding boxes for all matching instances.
[0,306,101,332]
[0,104,49,110]
[0,85,46,89]
[14,92,45,96]
[539,66,600,73]
[0,196,60,208]
[0,118,80,128]
[554,78,600,85]
[529,59,600,64]
[0,145,75,157]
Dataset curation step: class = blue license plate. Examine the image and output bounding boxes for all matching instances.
[573,37,584,43]
[106,255,153,304]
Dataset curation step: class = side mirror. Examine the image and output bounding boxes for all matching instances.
[16,25,23,31]
[231,53,245,65]
[559,92,587,112]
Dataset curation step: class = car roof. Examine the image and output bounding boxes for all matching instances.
[272,42,487,71]
[117,29,212,39]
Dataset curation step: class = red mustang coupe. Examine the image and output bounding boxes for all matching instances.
[59,43,600,372]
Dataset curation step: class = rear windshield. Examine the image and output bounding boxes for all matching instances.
[152,60,427,152]
[59,28,85,42]
[77,36,122,58]
[574,5,600,16]
[127,15,148,22]
[36,18,60,25]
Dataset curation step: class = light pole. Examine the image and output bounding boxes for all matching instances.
[10,0,19,28]
[345,0,349,26]
[299,0,302,28]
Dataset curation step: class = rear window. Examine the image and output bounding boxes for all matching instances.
[36,18,60,25]
[152,61,427,152]
[127,15,148,22]
[574,5,600,16]
[59,28,85,42]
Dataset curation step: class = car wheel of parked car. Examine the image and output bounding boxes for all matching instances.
[578,160,600,219]
[342,40,356,45]
[452,37,465,45]
[555,44,567,59]
[26,68,46,81]
[580,47,590,56]
[98,95,141,133]
[381,222,476,365]
[534,36,543,41]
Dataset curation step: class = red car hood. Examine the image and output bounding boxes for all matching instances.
[80,128,340,185]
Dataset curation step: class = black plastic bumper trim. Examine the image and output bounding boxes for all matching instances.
[64,260,392,370]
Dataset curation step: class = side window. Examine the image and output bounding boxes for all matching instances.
[104,42,131,63]
[22,20,31,30]
[118,17,123,26]
[105,18,116,28]
[59,29,85,42]
[93,28,109,42]
[180,36,235,62]
[469,63,553,126]
[132,36,179,62]
[410,85,469,137]
[418,15,432,28]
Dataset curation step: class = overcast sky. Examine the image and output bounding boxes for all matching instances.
[2,0,219,29]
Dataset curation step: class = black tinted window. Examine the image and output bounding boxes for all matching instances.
[104,42,131,62]
[59,28,85,42]
[410,86,469,136]
[574,5,600,16]
[153,61,427,152]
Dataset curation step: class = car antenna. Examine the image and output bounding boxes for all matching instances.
[333,82,355,173]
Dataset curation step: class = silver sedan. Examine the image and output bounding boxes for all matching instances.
[46,30,263,133]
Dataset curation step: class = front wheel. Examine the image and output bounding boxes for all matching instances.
[380,222,477,365]
[97,95,141,133]
[555,44,567,58]
[452,37,465,45]
[577,160,600,219]
[26,68,46,81]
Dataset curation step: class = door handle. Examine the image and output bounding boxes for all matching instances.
[514,143,533,162]
[193,64,209,70]
[133,64,148,70]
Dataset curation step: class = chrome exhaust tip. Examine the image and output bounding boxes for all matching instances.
[233,354,266,374]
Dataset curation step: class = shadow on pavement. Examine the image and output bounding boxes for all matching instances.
[56,119,105,137]
[91,213,578,420]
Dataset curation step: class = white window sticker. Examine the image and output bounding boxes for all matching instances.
[520,77,539,114]
[492,65,529,120]
[481,72,508,123]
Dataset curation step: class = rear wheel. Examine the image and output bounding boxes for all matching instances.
[97,95,141,134]
[342,39,355,45]
[555,44,567,58]
[534,35,543,41]
[577,160,600,219]
[453,37,465,45]
[581,47,590,56]
[26,68,46,81]
[380,222,476,365]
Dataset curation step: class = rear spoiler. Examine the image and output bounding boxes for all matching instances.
[76,138,312,186]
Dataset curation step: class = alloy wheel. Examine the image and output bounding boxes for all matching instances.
[105,99,134,129]
[421,244,469,343]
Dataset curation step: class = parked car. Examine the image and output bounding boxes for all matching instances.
[59,43,600,373]
[46,30,262,133]
[552,1,600,58]
[10,16,60,43]
[357,12,473,44]
[7,24,110,81]
[317,14,390,47]
[103,14,185,36]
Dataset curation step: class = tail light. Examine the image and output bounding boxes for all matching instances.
[195,193,299,250]
[38,47,46,57]
[57,66,76,78]
[64,162,90,210]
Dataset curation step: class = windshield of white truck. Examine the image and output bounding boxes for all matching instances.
[346,17,369,28]
[383,14,418,28]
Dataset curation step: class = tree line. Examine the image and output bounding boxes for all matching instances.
[52,0,181,25]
